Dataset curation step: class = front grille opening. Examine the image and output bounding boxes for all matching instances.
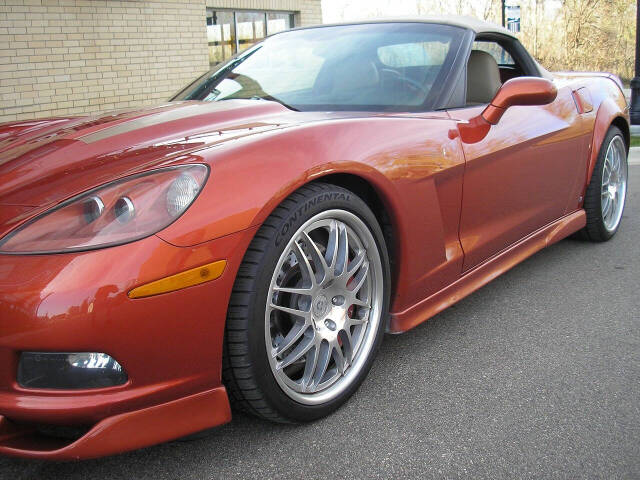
[0,418,93,453]
[35,423,91,441]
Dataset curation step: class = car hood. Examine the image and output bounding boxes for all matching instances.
[0,100,446,238]
[0,100,310,210]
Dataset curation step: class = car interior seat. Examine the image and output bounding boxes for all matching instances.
[466,50,502,105]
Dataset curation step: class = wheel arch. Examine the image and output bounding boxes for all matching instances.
[587,98,630,186]
[248,169,403,316]
[307,172,399,306]
[611,116,630,152]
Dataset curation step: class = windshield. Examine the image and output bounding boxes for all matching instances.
[172,23,465,112]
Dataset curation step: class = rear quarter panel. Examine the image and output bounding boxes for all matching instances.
[554,73,629,190]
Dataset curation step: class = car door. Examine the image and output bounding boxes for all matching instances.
[450,37,587,271]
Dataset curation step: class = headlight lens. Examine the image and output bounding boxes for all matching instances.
[166,171,201,217]
[0,164,208,254]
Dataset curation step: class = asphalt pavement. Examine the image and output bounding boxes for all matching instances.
[2,167,639,480]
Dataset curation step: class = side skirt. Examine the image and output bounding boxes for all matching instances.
[388,210,586,333]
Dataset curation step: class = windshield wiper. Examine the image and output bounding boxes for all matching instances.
[219,94,299,112]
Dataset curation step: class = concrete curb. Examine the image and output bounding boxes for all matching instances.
[630,147,640,165]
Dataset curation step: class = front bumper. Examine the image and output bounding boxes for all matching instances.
[0,387,230,460]
[0,227,257,459]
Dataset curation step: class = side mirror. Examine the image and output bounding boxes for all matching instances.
[482,77,557,124]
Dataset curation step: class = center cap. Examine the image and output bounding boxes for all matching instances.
[313,294,330,318]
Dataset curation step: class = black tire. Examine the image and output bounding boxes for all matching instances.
[577,125,628,242]
[222,183,390,423]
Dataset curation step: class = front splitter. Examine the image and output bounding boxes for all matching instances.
[0,386,231,460]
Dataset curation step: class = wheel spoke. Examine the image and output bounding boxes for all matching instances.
[270,302,309,319]
[347,315,368,327]
[293,240,316,288]
[274,285,313,295]
[310,341,331,386]
[336,222,349,277]
[301,231,329,283]
[274,319,310,357]
[301,343,319,390]
[339,328,354,364]
[349,260,369,294]
[602,197,612,219]
[603,160,611,179]
[606,146,615,170]
[613,146,620,172]
[325,220,338,269]
[350,297,370,308]
[277,335,314,370]
[332,342,347,374]
[347,249,366,277]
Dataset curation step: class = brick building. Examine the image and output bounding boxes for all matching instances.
[0,0,323,123]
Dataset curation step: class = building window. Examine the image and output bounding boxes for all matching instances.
[206,9,295,66]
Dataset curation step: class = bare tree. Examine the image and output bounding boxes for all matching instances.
[331,0,635,82]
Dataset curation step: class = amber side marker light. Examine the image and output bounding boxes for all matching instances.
[128,260,227,299]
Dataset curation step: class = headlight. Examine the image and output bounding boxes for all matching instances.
[0,164,208,254]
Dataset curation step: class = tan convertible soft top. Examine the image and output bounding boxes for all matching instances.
[295,15,516,39]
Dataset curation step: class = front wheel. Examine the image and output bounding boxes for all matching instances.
[579,126,628,241]
[223,183,390,422]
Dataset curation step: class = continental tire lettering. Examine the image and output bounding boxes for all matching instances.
[275,192,351,246]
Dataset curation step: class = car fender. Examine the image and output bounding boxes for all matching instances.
[586,96,629,187]
[156,117,465,314]
[157,119,445,255]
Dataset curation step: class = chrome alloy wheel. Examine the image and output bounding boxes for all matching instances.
[265,209,384,405]
[601,134,627,232]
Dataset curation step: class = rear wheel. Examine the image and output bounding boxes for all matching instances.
[579,126,628,241]
[223,183,390,422]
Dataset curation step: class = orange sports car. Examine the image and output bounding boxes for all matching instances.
[0,17,629,459]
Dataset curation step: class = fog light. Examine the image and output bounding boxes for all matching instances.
[17,352,128,390]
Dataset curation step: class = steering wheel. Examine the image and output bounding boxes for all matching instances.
[380,68,430,97]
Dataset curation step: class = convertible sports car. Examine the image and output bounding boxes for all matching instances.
[0,16,629,459]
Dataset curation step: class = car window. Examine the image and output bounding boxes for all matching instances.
[173,23,464,112]
[472,41,515,66]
